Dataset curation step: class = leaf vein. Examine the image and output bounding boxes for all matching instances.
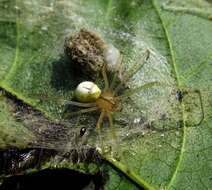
[151,1,187,189]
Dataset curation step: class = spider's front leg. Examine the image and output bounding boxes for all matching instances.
[107,112,117,141]
[101,64,109,90]
[109,54,123,90]
[113,49,150,94]
[96,110,105,129]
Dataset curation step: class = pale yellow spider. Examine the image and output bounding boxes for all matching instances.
[64,48,159,138]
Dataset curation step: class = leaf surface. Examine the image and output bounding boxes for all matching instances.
[0,0,211,189]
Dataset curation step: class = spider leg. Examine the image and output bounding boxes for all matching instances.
[109,54,123,90]
[38,95,97,108]
[106,112,137,181]
[64,107,99,118]
[64,100,97,107]
[107,112,117,142]
[115,81,163,99]
[113,49,150,94]
[115,81,204,127]
[96,110,105,129]
[101,64,109,90]
[107,112,121,158]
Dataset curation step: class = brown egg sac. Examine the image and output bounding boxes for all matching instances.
[64,29,107,77]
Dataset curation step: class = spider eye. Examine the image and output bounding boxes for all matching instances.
[75,81,101,102]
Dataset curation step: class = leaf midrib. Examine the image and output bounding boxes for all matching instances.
[152,1,186,189]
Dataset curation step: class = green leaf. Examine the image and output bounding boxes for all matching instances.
[0,0,212,189]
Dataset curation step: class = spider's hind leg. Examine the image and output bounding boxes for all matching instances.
[65,100,97,107]
[63,100,98,118]
[64,106,99,118]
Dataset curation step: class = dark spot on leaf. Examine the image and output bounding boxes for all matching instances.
[80,127,86,137]
[176,90,183,103]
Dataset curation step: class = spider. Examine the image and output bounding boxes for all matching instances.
[63,47,161,150]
